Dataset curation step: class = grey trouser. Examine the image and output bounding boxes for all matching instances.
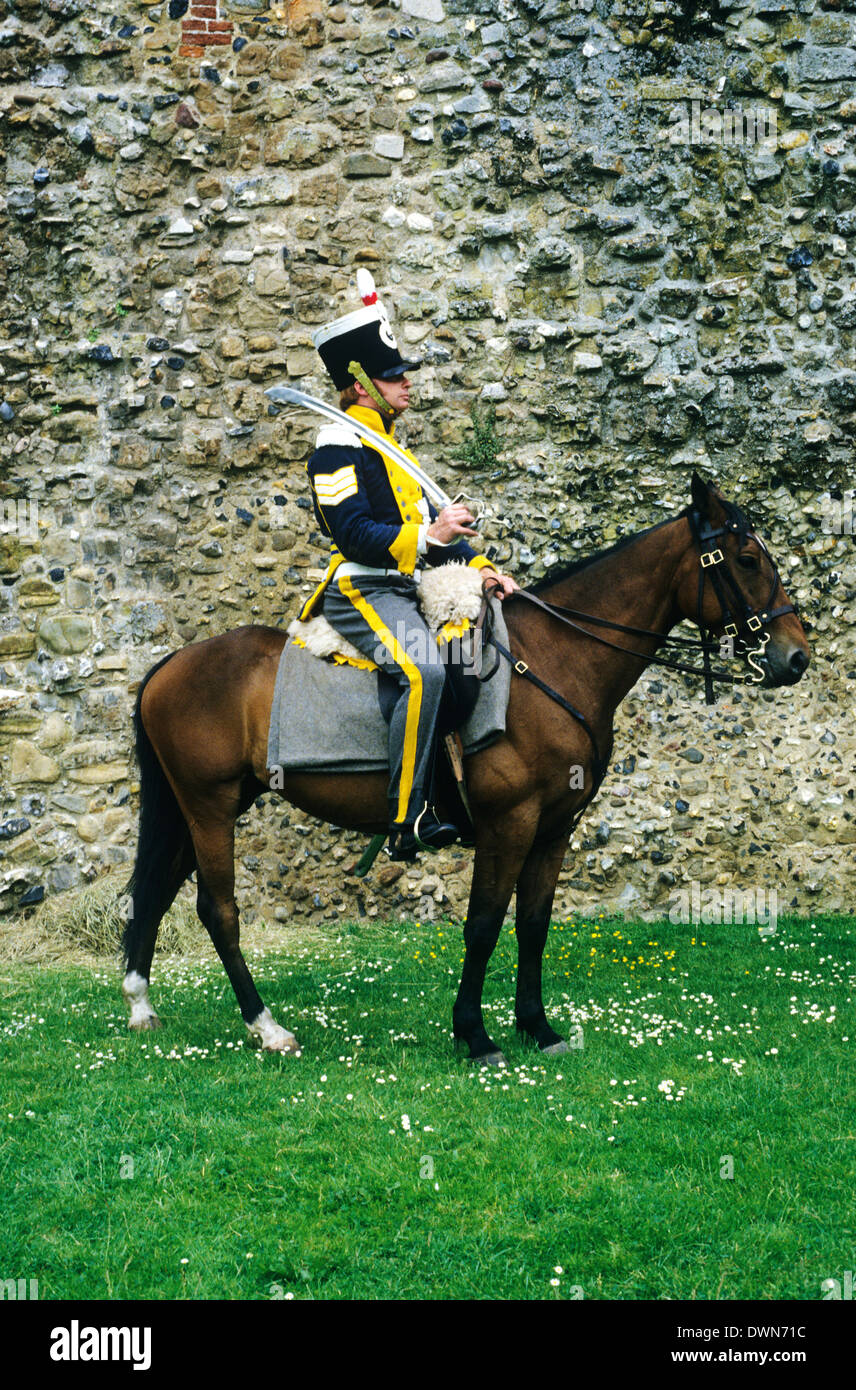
[322,571,446,826]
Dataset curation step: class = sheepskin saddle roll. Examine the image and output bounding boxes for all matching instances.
[287,561,486,668]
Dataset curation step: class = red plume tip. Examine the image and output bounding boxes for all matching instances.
[356,268,378,307]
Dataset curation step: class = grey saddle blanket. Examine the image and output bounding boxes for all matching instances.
[266,599,511,774]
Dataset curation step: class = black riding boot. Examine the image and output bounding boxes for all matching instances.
[387,739,459,860]
[388,806,460,861]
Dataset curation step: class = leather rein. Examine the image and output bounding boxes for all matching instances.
[484,509,796,828]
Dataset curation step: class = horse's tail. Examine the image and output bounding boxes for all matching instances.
[121,653,195,968]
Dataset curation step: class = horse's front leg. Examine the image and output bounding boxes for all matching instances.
[514,833,572,1054]
[453,832,532,1065]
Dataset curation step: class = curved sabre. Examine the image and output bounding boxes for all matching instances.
[264,383,453,509]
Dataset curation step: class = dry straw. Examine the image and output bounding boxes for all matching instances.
[0,873,200,964]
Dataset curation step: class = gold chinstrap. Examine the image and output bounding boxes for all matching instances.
[347,360,395,416]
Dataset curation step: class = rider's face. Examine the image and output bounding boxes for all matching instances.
[371,374,411,416]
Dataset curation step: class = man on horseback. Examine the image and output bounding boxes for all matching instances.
[297,273,519,861]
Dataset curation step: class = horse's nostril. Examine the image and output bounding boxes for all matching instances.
[789,650,808,678]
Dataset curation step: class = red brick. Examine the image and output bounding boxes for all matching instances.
[207,19,234,31]
[201,31,232,43]
[181,25,211,40]
[191,4,218,15]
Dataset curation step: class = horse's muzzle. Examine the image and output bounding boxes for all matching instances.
[760,645,810,687]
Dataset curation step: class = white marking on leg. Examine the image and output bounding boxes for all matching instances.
[123,971,161,1030]
[246,1007,300,1055]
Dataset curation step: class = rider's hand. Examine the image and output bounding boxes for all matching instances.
[480,569,520,601]
[427,504,478,544]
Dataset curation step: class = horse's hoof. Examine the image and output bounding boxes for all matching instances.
[477,1050,508,1068]
[541,1038,571,1056]
[264,1033,302,1056]
[247,1027,302,1055]
[454,1034,507,1066]
[246,1007,300,1054]
[128,1013,161,1032]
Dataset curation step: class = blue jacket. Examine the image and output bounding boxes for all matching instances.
[299,404,491,618]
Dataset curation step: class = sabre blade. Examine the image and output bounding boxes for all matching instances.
[264,384,452,508]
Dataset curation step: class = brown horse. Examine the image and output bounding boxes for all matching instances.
[121,475,809,1063]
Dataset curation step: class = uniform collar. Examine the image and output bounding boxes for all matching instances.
[347,403,397,440]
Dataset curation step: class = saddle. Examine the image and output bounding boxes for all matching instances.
[287,562,496,738]
[274,564,505,848]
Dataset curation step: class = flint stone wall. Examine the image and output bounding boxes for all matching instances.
[0,0,854,925]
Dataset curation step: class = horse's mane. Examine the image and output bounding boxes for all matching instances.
[530,495,753,594]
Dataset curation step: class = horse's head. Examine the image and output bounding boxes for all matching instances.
[674,474,810,688]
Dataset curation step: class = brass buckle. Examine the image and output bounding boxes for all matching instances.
[746,615,762,632]
[701,549,724,567]
[724,622,738,637]
[514,660,529,675]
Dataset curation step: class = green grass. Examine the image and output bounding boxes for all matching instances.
[1,914,853,1300]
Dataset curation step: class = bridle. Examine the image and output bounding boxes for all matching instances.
[687,507,796,702]
[484,504,797,829]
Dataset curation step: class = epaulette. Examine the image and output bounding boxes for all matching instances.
[314,425,363,450]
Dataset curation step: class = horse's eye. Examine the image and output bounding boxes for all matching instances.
[737,554,758,570]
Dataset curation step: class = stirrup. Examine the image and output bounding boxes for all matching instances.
[413,805,459,852]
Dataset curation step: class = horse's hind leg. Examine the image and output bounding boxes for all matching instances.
[190,811,300,1055]
[514,834,571,1054]
[123,836,195,1030]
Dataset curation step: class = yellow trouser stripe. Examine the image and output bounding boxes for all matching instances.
[337,573,423,824]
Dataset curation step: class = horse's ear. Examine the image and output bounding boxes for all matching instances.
[690,471,710,518]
